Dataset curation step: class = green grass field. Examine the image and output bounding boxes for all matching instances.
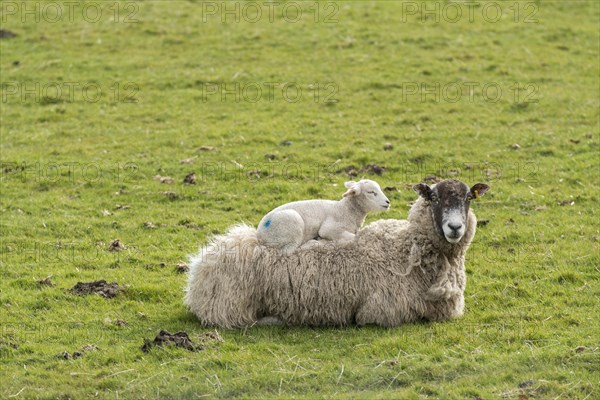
[1,1,598,398]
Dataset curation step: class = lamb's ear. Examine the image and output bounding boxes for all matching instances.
[469,183,490,200]
[343,181,361,197]
[413,183,433,201]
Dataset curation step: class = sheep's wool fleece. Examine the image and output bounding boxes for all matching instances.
[185,198,477,328]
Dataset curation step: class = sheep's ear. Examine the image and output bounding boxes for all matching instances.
[469,183,490,200]
[343,182,361,197]
[413,183,433,201]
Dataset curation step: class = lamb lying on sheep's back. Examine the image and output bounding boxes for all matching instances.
[185,179,490,328]
[256,179,390,253]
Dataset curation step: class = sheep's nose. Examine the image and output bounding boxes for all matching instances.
[448,222,462,231]
[385,199,390,204]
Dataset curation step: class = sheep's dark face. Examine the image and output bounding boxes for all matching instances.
[414,180,490,244]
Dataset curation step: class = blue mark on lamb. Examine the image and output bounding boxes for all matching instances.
[264,219,271,228]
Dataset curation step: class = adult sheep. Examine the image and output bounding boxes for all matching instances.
[184,179,490,328]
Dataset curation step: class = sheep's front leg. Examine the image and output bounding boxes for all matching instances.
[334,231,356,245]
[425,255,462,301]
[255,316,284,326]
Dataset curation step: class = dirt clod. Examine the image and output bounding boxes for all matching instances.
[37,276,55,287]
[176,262,189,273]
[81,344,99,352]
[362,164,385,175]
[141,330,202,353]
[155,175,174,184]
[203,331,223,343]
[518,380,534,388]
[337,164,386,177]
[575,346,586,353]
[143,221,157,229]
[198,146,215,152]
[477,219,490,226]
[0,29,17,39]
[178,219,203,230]
[180,157,197,164]
[161,191,178,199]
[247,170,264,179]
[510,143,521,150]
[59,351,83,360]
[183,172,197,185]
[337,165,359,177]
[423,175,441,184]
[280,140,293,146]
[0,338,18,350]
[383,143,393,151]
[58,345,98,360]
[558,200,575,206]
[383,186,399,192]
[108,239,126,252]
[70,280,121,298]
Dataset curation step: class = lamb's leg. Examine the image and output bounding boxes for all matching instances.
[300,239,319,248]
[335,231,356,246]
[300,239,343,254]
[318,224,356,247]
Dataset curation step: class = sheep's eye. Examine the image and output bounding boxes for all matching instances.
[368,191,377,196]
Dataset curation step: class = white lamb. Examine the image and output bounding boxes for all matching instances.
[256,179,390,252]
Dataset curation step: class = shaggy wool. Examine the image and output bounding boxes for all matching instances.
[184,197,477,328]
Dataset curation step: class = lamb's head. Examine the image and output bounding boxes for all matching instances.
[414,179,489,244]
[343,179,390,212]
